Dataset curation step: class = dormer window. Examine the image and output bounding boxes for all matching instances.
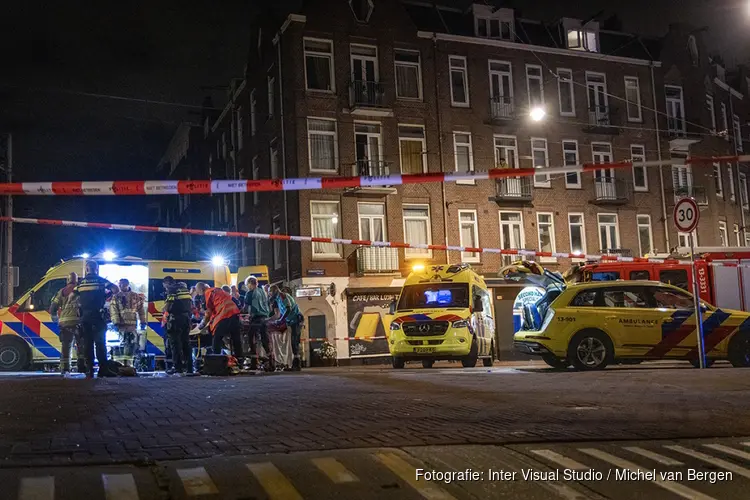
[563,18,599,52]
[473,4,514,41]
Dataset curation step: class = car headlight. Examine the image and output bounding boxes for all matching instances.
[452,319,469,328]
[390,322,401,331]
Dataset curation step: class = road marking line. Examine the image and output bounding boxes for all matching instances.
[102,474,139,500]
[247,462,303,500]
[623,446,684,466]
[18,477,54,500]
[529,449,589,471]
[580,448,715,500]
[375,452,456,500]
[176,467,219,496]
[311,457,359,484]
[704,443,750,461]
[667,445,750,479]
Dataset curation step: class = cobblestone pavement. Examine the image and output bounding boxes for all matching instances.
[1,362,750,467]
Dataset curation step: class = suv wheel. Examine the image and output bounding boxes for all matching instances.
[542,354,569,369]
[568,330,612,371]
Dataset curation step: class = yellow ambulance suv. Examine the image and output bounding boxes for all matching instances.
[388,263,495,369]
[0,256,230,371]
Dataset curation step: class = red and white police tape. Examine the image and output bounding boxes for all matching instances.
[0,215,702,265]
[0,155,746,196]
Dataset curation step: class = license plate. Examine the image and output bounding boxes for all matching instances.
[414,347,436,353]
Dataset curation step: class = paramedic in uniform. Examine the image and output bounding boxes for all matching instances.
[162,277,194,374]
[75,260,117,378]
[195,282,243,361]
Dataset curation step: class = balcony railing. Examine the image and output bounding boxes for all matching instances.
[493,177,532,201]
[667,118,687,137]
[350,80,386,108]
[355,247,399,275]
[592,178,630,204]
[489,96,514,120]
[588,105,611,126]
[667,175,708,205]
[353,160,390,177]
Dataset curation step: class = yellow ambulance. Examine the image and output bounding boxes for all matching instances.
[0,256,230,371]
[387,263,495,369]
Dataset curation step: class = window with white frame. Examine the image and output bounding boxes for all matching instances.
[631,144,647,191]
[728,164,736,202]
[746,232,750,247]
[270,144,279,179]
[557,68,575,116]
[304,38,335,91]
[458,210,480,263]
[721,102,729,140]
[475,14,513,40]
[678,232,696,248]
[499,211,524,265]
[350,44,378,85]
[563,140,580,188]
[740,172,749,209]
[586,72,608,124]
[494,135,518,168]
[237,107,244,150]
[489,60,513,117]
[273,216,282,270]
[358,203,386,241]
[713,162,723,198]
[531,138,549,187]
[254,225,262,265]
[624,76,642,122]
[453,132,474,183]
[526,65,544,107]
[719,221,728,247]
[734,114,743,152]
[566,29,598,52]
[735,223,742,246]
[394,49,422,99]
[449,56,469,107]
[311,201,342,258]
[354,122,382,175]
[403,205,432,258]
[267,75,275,118]
[398,125,426,174]
[308,118,338,173]
[239,168,246,215]
[252,156,260,206]
[250,90,257,136]
[665,85,685,135]
[568,213,586,255]
[637,215,653,257]
[597,213,619,251]
[536,212,556,255]
[706,94,716,134]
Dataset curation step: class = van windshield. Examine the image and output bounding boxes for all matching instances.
[397,283,469,310]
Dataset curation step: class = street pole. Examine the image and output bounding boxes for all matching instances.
[689,234,706,368]
[4,133,12,305]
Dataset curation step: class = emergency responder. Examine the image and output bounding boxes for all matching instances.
[75,260,117,378]
[269,285,303,371]
[110,278,147,366]
[50,272,84,375]
[162,276,194,375]
[244,276,271,370]
[195,282,242,361]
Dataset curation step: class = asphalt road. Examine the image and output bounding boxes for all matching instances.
[1,361,749,499]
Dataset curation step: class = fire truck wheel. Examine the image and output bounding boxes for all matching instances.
[729,332,750,368]
[567,330,613,371]
[0,336,31,371]
[690,359,715,368]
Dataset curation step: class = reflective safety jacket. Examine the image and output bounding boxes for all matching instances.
[163,285,193,321]
[74,274,115,323]
[204,287,240,333]
[110,290,147,332]
[50,283,81,328]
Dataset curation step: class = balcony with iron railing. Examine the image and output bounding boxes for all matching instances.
[353,246,400,275]
[354,160,390,177]
[489,96,515,121]
[490,176,533,203]
[591,177,631,205]
[666,174,708,206]
[349,80,388,111]
[346,160,397,195]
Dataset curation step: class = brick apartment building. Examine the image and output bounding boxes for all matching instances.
[155,0,750,364]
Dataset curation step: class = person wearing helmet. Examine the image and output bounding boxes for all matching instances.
[50,272,84,375]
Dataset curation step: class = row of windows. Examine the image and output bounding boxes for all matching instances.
[570,286,694,310]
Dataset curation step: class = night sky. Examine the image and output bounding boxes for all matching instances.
[0,0,747,291]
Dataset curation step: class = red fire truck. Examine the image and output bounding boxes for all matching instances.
[577,247,750,311]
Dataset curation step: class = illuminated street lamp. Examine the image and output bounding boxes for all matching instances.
[530,107,546,122]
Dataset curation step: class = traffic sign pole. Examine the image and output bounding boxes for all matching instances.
[673,197,704,369]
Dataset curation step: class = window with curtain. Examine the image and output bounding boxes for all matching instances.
[304,38,335,91]
[459,210,479,263]
[395,50,422,99]
[311,201,342,257]
[399,125,425,174]
[403,205,431,258]
[308,118,338,172]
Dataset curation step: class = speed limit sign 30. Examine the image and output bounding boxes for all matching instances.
[673,197,700,233]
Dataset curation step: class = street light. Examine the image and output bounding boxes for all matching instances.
[530,107,546,122]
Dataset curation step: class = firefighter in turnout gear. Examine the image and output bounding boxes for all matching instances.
[110,278,147,366]
[162,276,194,374]
[74,260,118,378]
[50,272,84,375]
